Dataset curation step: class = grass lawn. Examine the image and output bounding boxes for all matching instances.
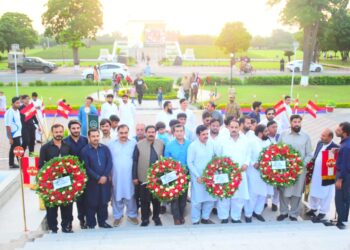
[203,85,350,105]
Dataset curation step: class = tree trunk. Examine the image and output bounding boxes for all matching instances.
[72,47,80,65]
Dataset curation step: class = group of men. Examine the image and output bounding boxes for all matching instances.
[4,93,350,232]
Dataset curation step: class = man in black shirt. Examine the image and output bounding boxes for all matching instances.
[39,123,73,233]
[134,75,148,105]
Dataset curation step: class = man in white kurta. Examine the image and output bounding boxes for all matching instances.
[31,92,43,142]
[217,120,250,223]
[245,124,273,222]
[187,125,217,224]
[176,99,196,132]
[101,94,119,120]
[280,96,293,131]
[308,128,338,221]
[108,125,138,226]
[156,101,176,131]
[119,95,136,138]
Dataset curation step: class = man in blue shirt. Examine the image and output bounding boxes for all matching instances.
[334,122,350,230]
[164,124,191,225]
[63,120,88,229]
[80,129,113,229]
[78,96,98,137]
[248,101,262,124]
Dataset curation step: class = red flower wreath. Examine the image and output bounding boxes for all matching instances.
[147,157,189,202]
[202,157,242,199]
[36,156,87,207]
[258,143,304,188]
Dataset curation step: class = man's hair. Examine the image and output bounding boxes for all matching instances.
[196,124,208,136]
[250,118,257,125]
[210,118,221,125]
[340,122,350,136]
[179,98,187,104]
[20,94,29,100]
[255,124,266,136]
[284,95,291,100]
[290,114,302,122]
[117,124,129,131]
[88,128,99,136]
[252,101,262,110]
[100,119,111,126]
[68,119,81,129]
[208,101,216,108]
[86,96,93,102]
[51,123,64,132]
[202,111,212,120]
[31,92,38,97]
[238,116,250,126]
[265,107,275,115]
[267,120,277,128]
[224,115,235,126]
[177,112,187,119]
[109,115,120,122]
[145,125,156,132]
[106,94,114,98]
[172,124,184,133]
[155,121,166,131]
[169,119,180,128]
[163,100,171,109]
[11,96,20,104]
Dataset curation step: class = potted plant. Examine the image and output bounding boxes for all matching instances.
[326,100,336,113]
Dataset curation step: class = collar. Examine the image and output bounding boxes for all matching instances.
[88,143,102,149]
[341,136,350,144]
[49,139,67,146]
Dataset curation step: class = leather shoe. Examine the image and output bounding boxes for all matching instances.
[193,222,200,225]
[336,222,346,230]
[140,220,149,227]
[245,217,252,223]
[62,227,73,233]
[153,217,162,226]
[221,219,229,224]
[211,208,218,215]
[305,209,317,217]
[289,216,298,221]
[99,222,112,228]
[312,213,325,223]
[80,220,87,229]
[253,212,265,222]
[232,219,242,223]
[201,219,214,224]
[9,164,19,169]
[277,214,288,221]
[271,204,278,212]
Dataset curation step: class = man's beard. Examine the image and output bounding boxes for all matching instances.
[262,135,269,141]
[167,109,173,114]
[54,135,63,140]
[71,132,80,138]
[244,127,250,133]
[292,126,301,133]
[211,130,219,136]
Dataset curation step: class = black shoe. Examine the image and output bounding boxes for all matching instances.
[305,209,317,217]
[312,213,326,223]
[232,219,242,223]
[86,226,95,229]
[62,227,73,233]
[289,216,298,221]
[201,219,214,224]
[9,164,19,169]
[211,208,218,215]
[50,230,58,234]
[277,214,288,221]
[140,220,149,227]
[336,222,346,230]
[264,203,268,208]
[221,219,229,224]
[193,222,200,225]
[253,212,265,222]
[271,204,278,212]
[245,217,252,223]
[160,206,166,214]
[99,222,112,228]
[80,220,87,229]
[153,218,162,226]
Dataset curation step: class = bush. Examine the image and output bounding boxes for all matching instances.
[143,76,173,94]
[309,76,350,85]
[29,80,49,86]
[0,82,3,86]
[6,82,22,86]
[244,76,302,85]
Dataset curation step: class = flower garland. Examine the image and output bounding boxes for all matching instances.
[202,157,242,199]
[36,156,87,207]
[147,157,189,202]
[258,143,304,188]
[305,161,314,185]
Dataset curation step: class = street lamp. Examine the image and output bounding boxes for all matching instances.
[11,44,20,97]
[230,53,234,85]
[290,41,299,98]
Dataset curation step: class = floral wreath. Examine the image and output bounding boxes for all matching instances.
[147,157,189,202]
[258,143,303,188]
[202,157,242,199]
[36,156,87,207]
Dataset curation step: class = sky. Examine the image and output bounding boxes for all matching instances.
[0,0,295,37]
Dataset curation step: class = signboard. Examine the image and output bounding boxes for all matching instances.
[271,160,287,170]
[88,114,99,130]
[160,171,177,185]
[214,173,229,184]
[53,176,72,190]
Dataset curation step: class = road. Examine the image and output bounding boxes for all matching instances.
[0,64,349,83]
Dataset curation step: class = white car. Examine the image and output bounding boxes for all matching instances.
[82,63,129,80]
[286,60,323,72]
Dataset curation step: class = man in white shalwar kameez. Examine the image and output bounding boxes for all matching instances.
[245,124,273,222]
[308,128,339,222]
[156,101,176,131]
[108,124,138,227]
[119,95,136,138]
[31,92,43,142]
[187,125,217,224]
[100,94,119,120]
[217,120,250,223]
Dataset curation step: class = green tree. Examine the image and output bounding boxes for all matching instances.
[284,50,295,62]
[0,12,38,53]
[215,22,252,55]
[42,0,103,65]
[268,0,348,86]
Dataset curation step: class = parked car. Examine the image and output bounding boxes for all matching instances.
[82,63,130,80]
[8,54,57,73]
[286,60,323,72]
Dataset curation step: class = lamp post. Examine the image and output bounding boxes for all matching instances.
[290,41,299,99]
[230,53,234,86]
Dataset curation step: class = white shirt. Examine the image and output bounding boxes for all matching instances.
[5,108,22,138]
[176,108,196,132]
[156,110,176,130]
[260,118,282,134]
[101,102,119,120]
[280,104,293,131]
[0,95,7,112]
[119,101,136,137]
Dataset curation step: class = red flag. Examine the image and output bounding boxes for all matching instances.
[273,100,286,116]
[125,75,133,83]
[293,98,299,114]
[20,103,37,121]
[57,101,72,119]
[305,100,320,118]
